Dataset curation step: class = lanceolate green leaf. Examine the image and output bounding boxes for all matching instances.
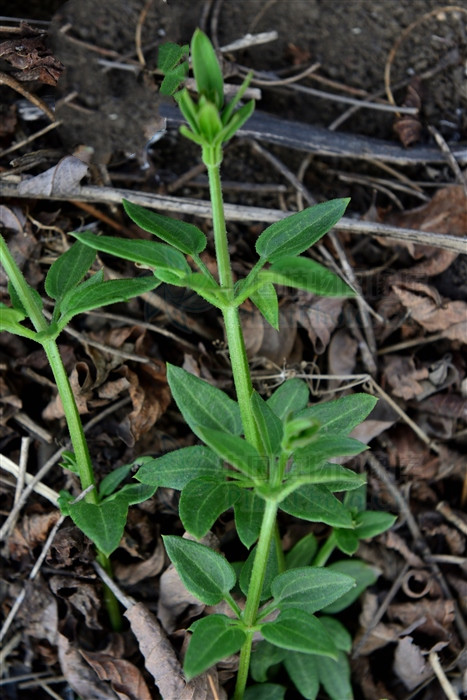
[184,615,246,680]
[285,532,318,569]
[251,391,283,458]
[250,282,279,329]
[234,490,265,548]
[287,463,365,492]
[280,484,353,528]
[354,510,396,538]
[191,28,224,109]
[271,567,355,615]
[135,445,222,490]
[317,652,353,700]
[163,535,236,605]
[0,305,36,339]
[296,394,377,436]
[167,364,242,437]
[267,378,310,420]
[196,426,267,481]
[244,685,286,700]
[240,538,280,601]
[73,231,190,281]
[292,435,368,470]
[322,560,379,613]
[179,477,241,538]
[59,277,159,325]
[261,256,355,297]
[45,241,96,302]
[250,641,286,683]
[284,652,319,700]
[122,199,207,255]
[256,199,349,263]
[261,609,337,658]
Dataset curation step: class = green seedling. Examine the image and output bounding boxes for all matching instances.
[0,236,160,628]
[0,28,396,697]
[72,29,396,699]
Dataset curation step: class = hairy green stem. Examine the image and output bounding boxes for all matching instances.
[1,235,121,629]
[234,499,278,700]
[313,531,337,567]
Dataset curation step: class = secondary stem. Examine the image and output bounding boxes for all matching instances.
[1,236,121,629]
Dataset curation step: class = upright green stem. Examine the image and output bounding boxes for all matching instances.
[0,235,121,629]
[234,499,278,700]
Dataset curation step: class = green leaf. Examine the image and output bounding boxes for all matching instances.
[320,616,352,653]
[122,200,206,255]
[162,535,236,605]
[344,483,367,512]
[7,283,27,314]
[292,435,368,469]
[285,532,318,569]
[158,42,189,95]
[280,484,353,528]
[267,378,309,420]
[62,498,128,556]
[288,463,366,492]
[244,684,286,700]
[198,98,223,142]
[250,282,278,329]
[184,272,221,306]
[179,477,241,538]
[322,560,379,613]
[219,99,255,143]
[45,241,96,303]
[251,391,283,458]
[73,231,190,282]
[271,567,355,615]
[134,445,223,490]
[261,256,355,297]
[281,414,320,453]
[0,304,36,339]
[261,609,337,658]
[256,199,349,263]
[284,652,319,700]
[99,463,134,498]
[296,394,377,436]
[58,277,159,324]
[191,29,224,109]
[318,652,353,700]
[167,364,242,438]
[295,434,368,463]
[334,528,360,555]
[250,641,286,682]
[184,615,246,680]
[106,481,156,506]
[176,88,201,135]
[195,427,267,481]
[240,537,279,601]
[234,489,265,548]
[354,510,396,538]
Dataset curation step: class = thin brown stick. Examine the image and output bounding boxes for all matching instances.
[0,71,55,121]
[135,0,154,67]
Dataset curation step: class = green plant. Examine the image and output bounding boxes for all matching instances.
[0,235,160,628]
[69,29,395,699]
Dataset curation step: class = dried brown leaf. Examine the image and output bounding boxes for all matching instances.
[16,579,58,645]
[327,329,358,378]
[393,78,423,147]
[388,599,455,638]
[9,511,61,559]
[17,156,89,196]
[125,603,224,700]
[114,540,165,586]
[297,295,343,354]
[49,576,101,630]
[118,362,171,444]
[80,651,153,700]
[0,31,63,85]
[393,636,432,690]
[392,282,467,341]
[57,632,118,699]
[383,355,429,400]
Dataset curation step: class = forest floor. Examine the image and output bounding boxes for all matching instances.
[0,2,466,699]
